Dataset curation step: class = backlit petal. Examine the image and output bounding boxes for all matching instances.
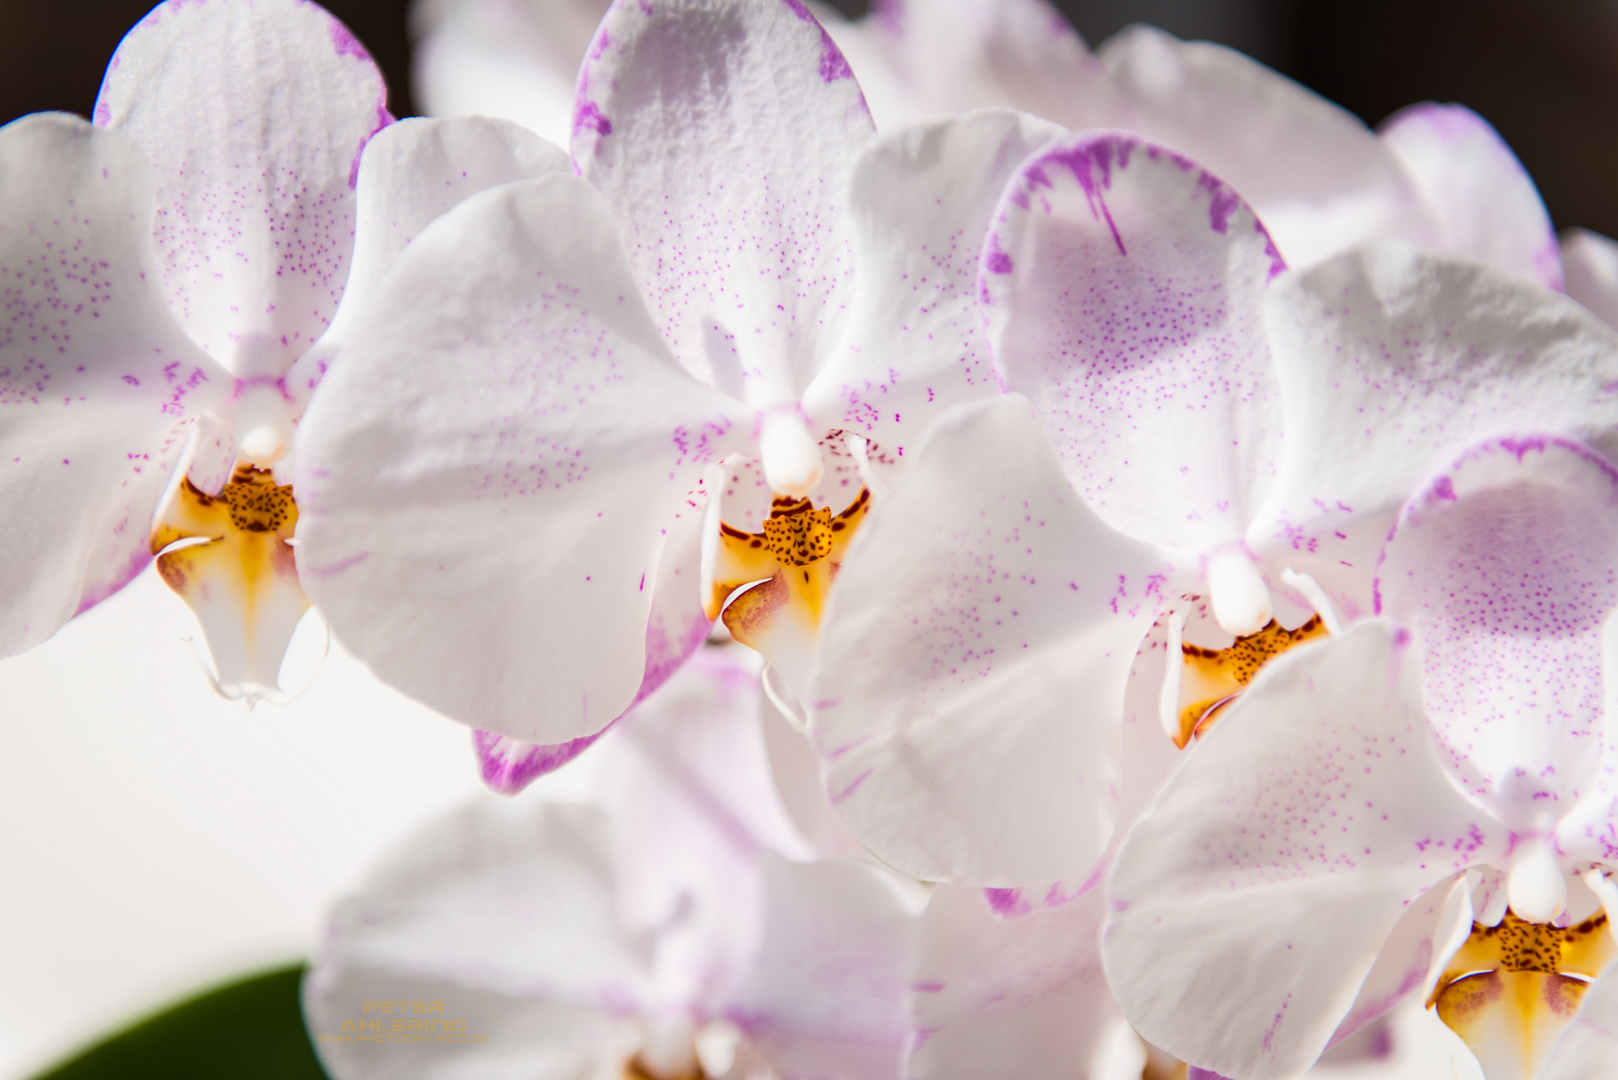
[810,396,1183,885]
[1562,228,1618,331]
[0,114,229,656]
[1101,25,1439,268]
[1380,103,1561,290]
[983,131,1284,552]
[574,0,874,406]
[1376,436,1618,826]
[802,109,1063,453]
[96,0,388,376]
[1104,621,1503,1080]
[294,176,748,744]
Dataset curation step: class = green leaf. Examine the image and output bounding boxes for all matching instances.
[30,964,331,1080]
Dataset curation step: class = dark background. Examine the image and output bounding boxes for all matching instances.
[3,0,1615,236]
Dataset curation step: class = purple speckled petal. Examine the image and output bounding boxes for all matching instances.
[1381,103,1562,290]
[287,115,569,412]
[303,800,653,1080]
[983,130,1284,554]
[574,0,874,408]
[1563,228,1618,331]
[414,0,610,148]
[95,0,388,377]
[1251,242,1618,619]
[293,175,750,745]
[801,109,1063,453]
[909,885,1117,1080]
[1376,437,1618,827]
[1542,967,1618,1080]
[1101,25,1440,267]
[0,114,230,657]
[1103,621,1503,1080]
[719,855,919,1080]
[809,396,1186,885]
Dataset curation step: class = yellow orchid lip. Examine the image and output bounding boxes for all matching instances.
[150,462,310,699]
[1171,614,1328,748]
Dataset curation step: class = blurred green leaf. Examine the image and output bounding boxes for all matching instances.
[30,964,331,1080]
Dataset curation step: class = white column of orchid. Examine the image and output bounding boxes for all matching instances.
[1104,436,1618,1080]
[0,0,570,700]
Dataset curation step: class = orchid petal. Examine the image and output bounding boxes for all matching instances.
[1100,25,1439,268]
[288,114,570,411]
[810,396,1182,885]
[909,886,1115,1080]
[1562,228,1618,331]
[1542,970,1618,1080]
[760,682,868,859]
[303,800,648,1080]
[574,0,874,406]
[96,0,388,377]
[1103,621,1503,1080]
[1380,103,1561,290]
[1252,241,1618,613]
[0,114,230,655]
[293,175,748,744]
[414,0,609,148]
[801,109,1063,452]
[983,131,1284,552]
[873,0,1131,131]
[722,855,920,1080]
[1376,436,1618,825]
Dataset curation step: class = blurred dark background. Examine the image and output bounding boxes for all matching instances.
[3,0,1615,235]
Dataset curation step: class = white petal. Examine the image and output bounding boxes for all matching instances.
[293,175,748,744]
[574,0,874,406]
[801,109,1064,454]
[1252,241,1618,616]
[1542,971,1618,1080]
[1101,25,1440,268]
[413,0,608,148]
[0,114,230,656]
[721,855,920,1080]
[1103,621,1505,1080]
[304,800,648,1080]
[1376,436,1618,827]
[809,395,1184,885]
[289,115,570,410]
[909,886,1117,1080]
[1562,228,1618,330]
[760,683,868,860]
[983,131,1284,552]
[1380,102,1561,289]
[96,0,389,375]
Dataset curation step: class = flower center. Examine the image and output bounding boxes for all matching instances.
[150,463,310,700]
[1169,615,1328,748]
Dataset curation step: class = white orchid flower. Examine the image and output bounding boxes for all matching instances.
[304,644,923,1080]
[293,0,1067,790]
[1562,228,1618,331]
[0,0,567,699]
[1104,436,1618,1080]
[808,125,1618,889]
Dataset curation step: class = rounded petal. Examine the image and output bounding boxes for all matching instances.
[413,0,609,148]
[0,114,230,656]
[293,175,748,744]
[1100,25,1439,268]
[873,0,1131,130]
[802,109,1063,451]
[1103,621,1504,1080]
[303,800,647,1080]
[1563,228,1618,331]
[574,0,875,406]
[289,115,570,409]
[1253,242,1618,617]
[809,396,1183,885]
[909,886,1116,1080]
[1380,102,1561,290]
[983,131,1285,552]
[721,855,920,1080]
[1376,436,1618,826]
[95,0,389,375]
[1542,970,1618,1080]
